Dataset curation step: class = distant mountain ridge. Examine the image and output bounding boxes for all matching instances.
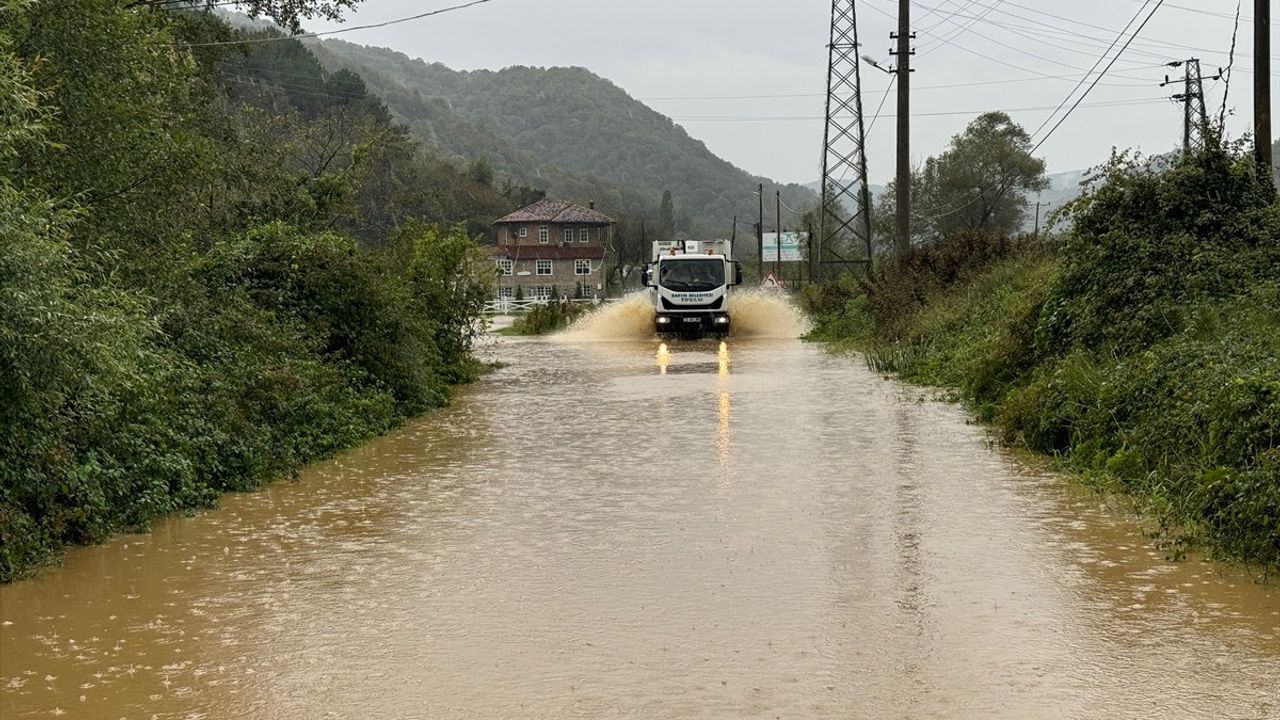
[305,38,817,235]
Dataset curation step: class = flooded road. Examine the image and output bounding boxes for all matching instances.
[2,328,1278,719]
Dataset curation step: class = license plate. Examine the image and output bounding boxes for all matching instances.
[683,317,702,323]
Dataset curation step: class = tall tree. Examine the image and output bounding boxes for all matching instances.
[658,189,675,243]
[876,112,1048,247]
[921,112,1047,237]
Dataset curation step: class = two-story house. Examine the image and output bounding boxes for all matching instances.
[489,199,615,301]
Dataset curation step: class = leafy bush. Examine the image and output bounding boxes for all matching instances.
[807,143,1280,571]
[0,4,495,582]
[1039,146,1280,354]
[505,301,590,336]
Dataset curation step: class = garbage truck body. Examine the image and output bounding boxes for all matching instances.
[642,240,743,338]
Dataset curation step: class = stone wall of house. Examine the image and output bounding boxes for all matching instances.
[499,222,609,248]
[495,257,607,299]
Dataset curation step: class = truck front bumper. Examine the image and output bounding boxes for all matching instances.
[655,312,731,336]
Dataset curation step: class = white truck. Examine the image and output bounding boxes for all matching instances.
[641,239,744,338]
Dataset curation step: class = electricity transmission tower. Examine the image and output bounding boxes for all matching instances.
[818,0,874,278]
[1160,58,1221,153]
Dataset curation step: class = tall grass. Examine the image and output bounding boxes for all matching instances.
[806,146,1279,572]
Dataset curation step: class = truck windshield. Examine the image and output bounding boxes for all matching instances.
[659,259,725,292]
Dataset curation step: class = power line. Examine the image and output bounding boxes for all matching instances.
[918,0,980,34]
[638,72,1149,102]
[181,0,496,47]
[882,0,1254,70]
[221,74,372,101]
[861,0,1158,85]
[915,7,1160,79]
[218,62,345,85]
[1121,0,1276,25]
[669,96,1169,122]
[865,75,897,135]
[907,0,1182,64]
[985,0,1257,60]
[918,0,1004,58]
[913,0,1168,224]
[1028,0,1155,140]
[1030,1,1167,155]
[1218,0,1242,128]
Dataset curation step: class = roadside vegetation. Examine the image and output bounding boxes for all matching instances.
[0,1,507,582]
[806,117,1279,572]
[501,302,593,336]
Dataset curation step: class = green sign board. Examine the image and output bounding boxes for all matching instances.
[763,232,807,262]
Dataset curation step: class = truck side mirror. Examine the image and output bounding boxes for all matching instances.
[641,264,655,288]
[733,262,744,286]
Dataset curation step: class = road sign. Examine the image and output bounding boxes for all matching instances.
[763,232,807,262]
[760,272,787,290]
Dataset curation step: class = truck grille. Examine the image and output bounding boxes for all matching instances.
[662,297,724,311]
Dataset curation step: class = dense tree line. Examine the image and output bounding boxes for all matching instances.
[0,0,511,581]
[304,39,817,239]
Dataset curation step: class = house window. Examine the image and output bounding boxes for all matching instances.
[518,227,528,238]
[529,285,552,300]
[497,286,515,299]
[579,228,590,243]
[496,259,514,276]
[575,259,591,276]
[536,259,553,276]
[564,227,574,243]
[538,226,549,244]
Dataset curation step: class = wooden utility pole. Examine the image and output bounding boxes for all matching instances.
[1256,0,1273,179]
[892,0,913,258]
[756,183,764,278]
[1034,201,1046,238]
[775,190,782,278]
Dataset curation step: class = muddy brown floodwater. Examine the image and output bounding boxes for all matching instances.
[2,312,1278,719]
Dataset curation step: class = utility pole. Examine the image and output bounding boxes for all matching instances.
[1034,200,1048,238]
[891,0,914,259]
[775,190,782,279]
[757,183,764,279]
[1161,59,1220,152]
[1256,0,1273,179]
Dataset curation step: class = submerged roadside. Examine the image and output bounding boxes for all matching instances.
[805,148,1280,575]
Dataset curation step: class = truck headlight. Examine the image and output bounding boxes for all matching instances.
[656,316,671,324]
[714,316,729,324]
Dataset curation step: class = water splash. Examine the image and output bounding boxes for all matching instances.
[726,291,811,339]
[555,290,809,341]
[557,293,656,341]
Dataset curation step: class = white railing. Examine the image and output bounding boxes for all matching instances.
[482,298,615,315]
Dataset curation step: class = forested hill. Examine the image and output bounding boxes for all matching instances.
[306,38,817,236]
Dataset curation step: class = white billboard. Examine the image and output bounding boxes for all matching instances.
[763,232,807,262]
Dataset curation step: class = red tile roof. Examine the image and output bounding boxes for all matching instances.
[494,199,615,226]
[487,245,607,260]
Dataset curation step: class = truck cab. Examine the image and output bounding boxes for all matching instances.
[642,240,744,338]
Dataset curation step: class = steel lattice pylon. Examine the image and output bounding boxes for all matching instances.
[1182,59,1211,152]
[1163,58,1218,153]
[818,0,874,277]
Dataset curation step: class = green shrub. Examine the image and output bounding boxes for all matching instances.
[1039,146,1280,355]
[807,144,1280,570]
[505,300,590,336]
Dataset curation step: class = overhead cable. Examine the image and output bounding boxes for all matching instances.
[181,0,495,47]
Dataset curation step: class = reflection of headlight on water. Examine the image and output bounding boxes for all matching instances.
[656,343,671,375]
[718,341,729,376]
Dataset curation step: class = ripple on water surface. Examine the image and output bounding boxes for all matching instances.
[1,338,1277,719]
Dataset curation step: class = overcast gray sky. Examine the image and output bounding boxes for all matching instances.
[305,0,1277,185]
